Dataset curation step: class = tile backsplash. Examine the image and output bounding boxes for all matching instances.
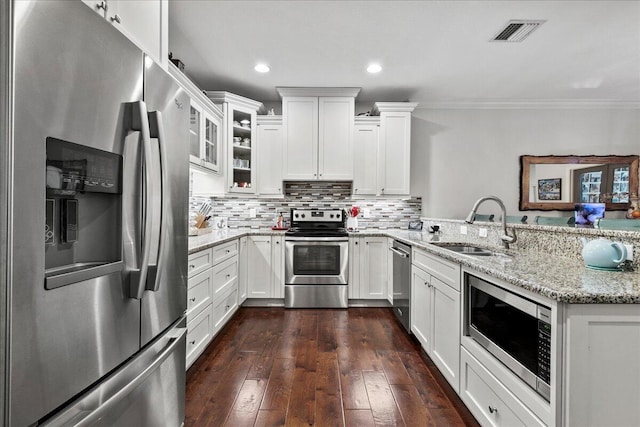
[190,181,422,229]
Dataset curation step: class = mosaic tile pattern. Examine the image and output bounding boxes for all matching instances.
[189,181,422,229]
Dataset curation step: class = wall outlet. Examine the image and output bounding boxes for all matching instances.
[363,208,371,218]
[460,225,468,235]
[624,244,634,261]
[249,208,257,218]
[479,228,488,238]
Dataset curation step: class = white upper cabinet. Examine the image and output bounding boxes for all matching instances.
[318,97,355,180]
[169,64,223,174]
[282,97,318,180]
[207,92,264,195]
[372,102,417,196]
[188,101,222,173]
[278,88,359,181]
[353,117,380,195]
[82,0,168,67]
[257,116,284,196]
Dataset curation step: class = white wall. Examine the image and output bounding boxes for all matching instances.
[411,108,640,219]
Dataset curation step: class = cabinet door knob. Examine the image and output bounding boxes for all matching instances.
[355,241,358,245]
[96,1,107,11]
[110,14,122,24]
[189,297,196,302]
[189,264,195,270]
[276,241,280,244]
[189,340,196,345]
[488,405,498,414]
[381,188,385,193]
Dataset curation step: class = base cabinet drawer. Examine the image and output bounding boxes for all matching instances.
[187,270,213,321]
[212,286,238,334]
[212,256,238,300]
[460,347,546,427]
[186,305,213,369]
[413,248,460,291]
[213,240,239,264]
[188,249,213,278]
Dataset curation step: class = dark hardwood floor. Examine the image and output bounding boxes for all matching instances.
[185,307,479,427]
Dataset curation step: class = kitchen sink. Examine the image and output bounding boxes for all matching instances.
[432,243,498,256]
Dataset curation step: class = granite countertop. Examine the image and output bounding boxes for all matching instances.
[381,230,640,304]
[189,228,640,304]
[188,228,287,254]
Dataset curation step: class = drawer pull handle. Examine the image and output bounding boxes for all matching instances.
[189,264,195,270]
[226,249,230,253]
[488,405,498,414]
[225,304,231,311]
[226,274,231,278]
[189,340,196,345]
[189,297,196,302]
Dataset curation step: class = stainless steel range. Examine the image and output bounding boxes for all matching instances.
[284,209,349,308]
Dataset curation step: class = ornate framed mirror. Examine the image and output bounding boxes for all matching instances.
[519,155,639,211]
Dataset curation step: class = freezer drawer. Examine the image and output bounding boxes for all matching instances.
[42,321,187,427]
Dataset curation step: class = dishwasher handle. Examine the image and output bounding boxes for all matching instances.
[390,246,410,258]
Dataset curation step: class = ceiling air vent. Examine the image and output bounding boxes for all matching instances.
[492,20,545,42]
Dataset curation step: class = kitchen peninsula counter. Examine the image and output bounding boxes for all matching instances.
[383,229,640,304]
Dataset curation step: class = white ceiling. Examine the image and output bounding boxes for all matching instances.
[168,0,640,106]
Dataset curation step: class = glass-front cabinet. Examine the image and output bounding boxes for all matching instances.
[206,91,264,194]
[189,100,222,173]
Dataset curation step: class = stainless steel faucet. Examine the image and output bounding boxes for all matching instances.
[465,195,517,248]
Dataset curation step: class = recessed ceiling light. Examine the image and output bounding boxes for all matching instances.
[367,63,382,74]
[254,63,270,73]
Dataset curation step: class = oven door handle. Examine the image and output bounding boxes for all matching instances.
[285,236,349,242]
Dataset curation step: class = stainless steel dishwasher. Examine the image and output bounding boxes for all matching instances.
[390,240,411,332]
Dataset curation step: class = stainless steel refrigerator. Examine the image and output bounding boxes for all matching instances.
[9,1,188,425]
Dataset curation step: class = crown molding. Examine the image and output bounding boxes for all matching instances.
[276,87,361,98]
[256,115,283,125]
[415,99,640,110]
[205,91,265,113]
[371,102,419,115]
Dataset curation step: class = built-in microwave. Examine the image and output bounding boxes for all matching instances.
[464,273,552,402]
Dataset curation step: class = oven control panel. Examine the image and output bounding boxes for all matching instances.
[290,209,344,222]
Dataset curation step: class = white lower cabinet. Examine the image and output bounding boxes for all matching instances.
[247,235,284,299]
[186,306,213,369]
[410,248,461,393]
[348,236,388,299]
[460,347,546,427]
[212,287,238,334]
[563,304,640,427]
[186,239,240,370]
[238,236,248,304]
[410,265,431,350]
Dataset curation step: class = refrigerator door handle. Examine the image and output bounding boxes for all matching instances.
[128,100,154,299]
[63,327,187,427]
[145,110,166,292]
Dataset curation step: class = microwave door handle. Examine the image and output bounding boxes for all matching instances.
[145,111,165,292]
[127,101,154,299]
